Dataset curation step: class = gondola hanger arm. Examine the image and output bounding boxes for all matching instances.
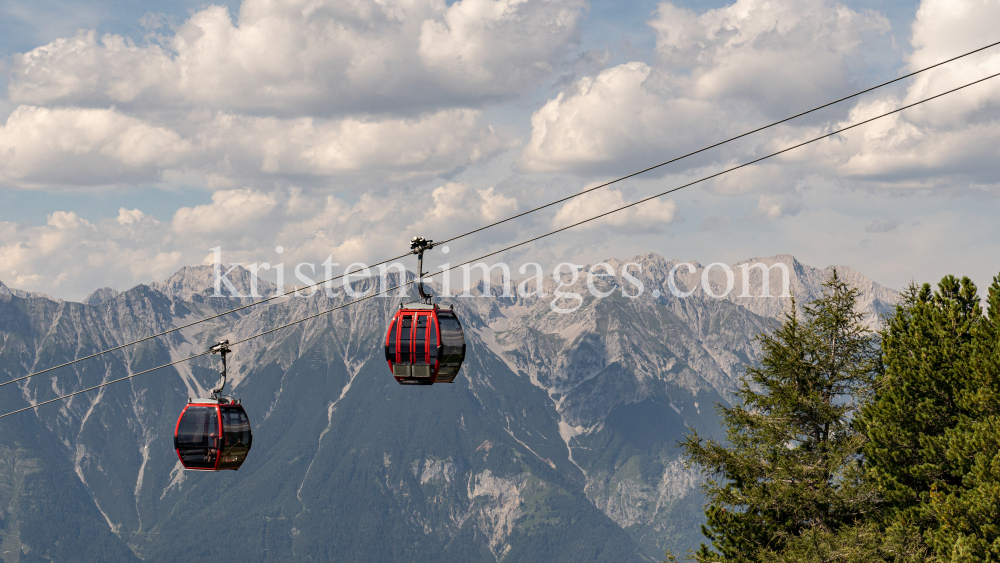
[209,340,231,399]
[410,237,434,304]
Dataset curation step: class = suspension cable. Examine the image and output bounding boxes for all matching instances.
[433,38,1000,247]
[6,39,996,390]
[0,249,407,390]
[4,68,997,419]
[0,351,213,420]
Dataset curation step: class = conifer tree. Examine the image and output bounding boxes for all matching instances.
[919,275,1000,559]
[676,271,880,562]
[859,275,982,556]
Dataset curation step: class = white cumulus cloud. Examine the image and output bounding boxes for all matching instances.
[172,189,280,235]
[0,106,513,188]
[552,187,677,233]
[8,0,585,116]
[781,0,1000,186]
[2,0,570,188]
[753,191,804,221]
[522,0,1000,199]
[836,0,1000,184]
[0,183,534,300]
[419,0,585,100]
[201,109,513,179]
[519,0,891,175]
[0,106,192,186]
[519,62,720,174]
[650,0,890,115]
[0,209,185,294]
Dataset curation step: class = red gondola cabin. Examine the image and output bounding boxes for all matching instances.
[174,398,252,471]
[385,303,466,384]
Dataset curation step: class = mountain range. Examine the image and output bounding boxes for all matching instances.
[0,253,899,562]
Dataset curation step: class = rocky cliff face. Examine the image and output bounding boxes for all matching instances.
[0,253,897,562]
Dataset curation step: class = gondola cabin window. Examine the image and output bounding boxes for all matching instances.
[175,406,219,470]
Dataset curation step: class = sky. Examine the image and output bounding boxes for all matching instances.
[0,0,998,301]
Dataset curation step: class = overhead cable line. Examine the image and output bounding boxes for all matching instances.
[432,38,1000,247]
[0,351,214,420]
[4,68,998,420]
[0,248,408,389]
[6,38,1000,389]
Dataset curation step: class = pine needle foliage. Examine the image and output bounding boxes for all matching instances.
[858,274,1000,560]
[675,270,881,562]
[858,276,984,558]
[933,275,1000,559]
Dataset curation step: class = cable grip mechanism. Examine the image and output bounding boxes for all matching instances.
[209,340,231,399]
[410,237,434,304]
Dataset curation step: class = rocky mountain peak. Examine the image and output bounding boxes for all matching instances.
[150,264,280,301]
[82,287,120,305]
[0,279,61,302]
[616,252,899,328]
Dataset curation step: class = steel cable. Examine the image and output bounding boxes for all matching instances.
[4,67,997,418]
[6,39,997,389]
